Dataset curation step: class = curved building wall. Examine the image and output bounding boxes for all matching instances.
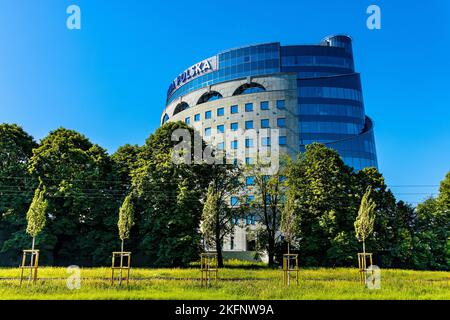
[162,35,378,172]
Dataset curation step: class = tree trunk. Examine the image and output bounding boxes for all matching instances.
[29,237,35,282]
[216,240,223,268]
[362,239,367,284]
[215,207,223,268]
[287,241,290,286]
[267,236,275,268]
[119,240,124,285]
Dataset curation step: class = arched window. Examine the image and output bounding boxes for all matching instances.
[197,91,223,104]
[173,102,189,116]
[162,113,169,125]
[233,83,266,96]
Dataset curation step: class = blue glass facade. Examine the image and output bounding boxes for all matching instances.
[280,35,377,169]
[164,35,378,171]
[167,43,281,105]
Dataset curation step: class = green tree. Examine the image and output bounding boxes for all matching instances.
[200,162,242,268]
[28,128,117,266]
[412,172,450,270]
[247,160,285,267]
[285,143,355,266]
[118,193,134,252]
[111,144,141,188]
[355,167,398,267]
[354,186,376,254]
[281,188,297,254]
[132,122,211,267]
[26,182,48,250]
[0,124,37,266]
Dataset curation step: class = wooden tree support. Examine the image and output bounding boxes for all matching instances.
[357,252,373,285]
[282,254,299,286]
[111,251,131,285]
[19,249,39,285]
[200,252,219,287]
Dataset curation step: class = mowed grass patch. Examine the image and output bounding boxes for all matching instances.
[0,267,448,300]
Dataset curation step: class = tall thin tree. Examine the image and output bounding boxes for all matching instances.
[354,186,377,255]
[25,181,48,280]
[117,193,134,284]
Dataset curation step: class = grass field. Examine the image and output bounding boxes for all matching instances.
[0,262,449,300]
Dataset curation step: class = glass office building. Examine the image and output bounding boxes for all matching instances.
[161,35,378,255]
[162,35,378,171]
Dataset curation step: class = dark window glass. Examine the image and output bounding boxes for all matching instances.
[260,101,269,110]
[261,119,270,128]
[276,100,285,109]
[233,83,266,95]
[262,137,271,146]
[198,91,223,104]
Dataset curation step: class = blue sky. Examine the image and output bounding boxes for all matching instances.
[0,0,449,205]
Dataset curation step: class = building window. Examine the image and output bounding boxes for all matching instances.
[246,176,255,186]
[231,140,238,149]
[205,110,212,119]
[233,83,266,95]
[246,195,255,204]
[277,118,286,128]
[245,138,253,148]
[197,91,222,104]
[233,158,239,166]
[217,107,224,116]
[185,117,190,125]
[231,122,238,131]
[217,142,224,150]
[260,101,269,110]
[262,137,271,146]
[205,127,211,136]
[217,124,224,133]
[231,105,239,114]
[279,136,286,145]
[162,114,169,125]
[194,113,200,122]
[245,103,253,112]
[245,157,253,165]
[261,119,270,128]
[245,120,253,129]
[231,196,239,206]
[173,102,189,116]
[276,100,285,109]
